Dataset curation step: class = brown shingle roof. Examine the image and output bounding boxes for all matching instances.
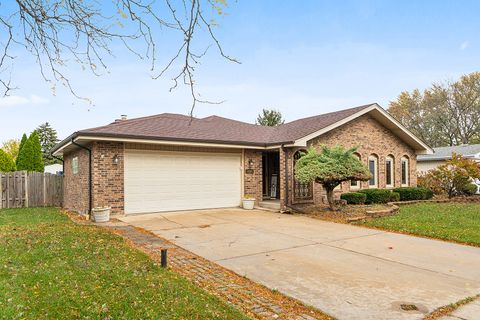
[73,103,375,146]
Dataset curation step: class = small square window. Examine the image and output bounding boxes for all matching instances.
[72,157,79,175]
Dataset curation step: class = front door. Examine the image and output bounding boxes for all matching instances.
[262,152,280,199]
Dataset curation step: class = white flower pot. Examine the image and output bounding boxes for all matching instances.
[92,207,111,223]
[242,199,255,210]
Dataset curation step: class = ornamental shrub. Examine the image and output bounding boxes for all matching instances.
[340,192,367,205]
[294,145,371,210]
[359,189,395,204]
[393,187,433,201]
[0,149,16,172]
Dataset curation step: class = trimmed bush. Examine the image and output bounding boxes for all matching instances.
[0,149,16,172]
[389,192,400,202]
[418,187,434,199]
[359,189,395,204]
[340,192,367,205]
[393,187,433,201]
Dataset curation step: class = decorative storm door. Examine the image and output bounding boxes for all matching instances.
[293,150,313,202]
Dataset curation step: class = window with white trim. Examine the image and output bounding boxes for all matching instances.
[385,156,394,188]
[72,157,79,175]
[401,157,409,186]
[350,153,361,189]
[368,156,378,188]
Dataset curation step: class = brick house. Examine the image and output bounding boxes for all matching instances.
[52,103,432,215]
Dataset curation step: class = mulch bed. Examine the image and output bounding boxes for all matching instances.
[290,204,394,223]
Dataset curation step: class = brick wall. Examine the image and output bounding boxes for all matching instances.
[243,149,263,204]
[283,114,418,208]
[63,147,90,215]
[91,141,125,215]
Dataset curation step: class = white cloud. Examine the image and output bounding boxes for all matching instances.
[30,94,50,104]
[460,41,469,50]
[0,94,49,107]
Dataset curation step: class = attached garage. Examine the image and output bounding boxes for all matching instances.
[124,149,242,214]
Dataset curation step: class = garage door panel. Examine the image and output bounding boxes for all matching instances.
[124,150,242,214]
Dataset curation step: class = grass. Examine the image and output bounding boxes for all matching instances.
[0,207,249,320]
[358,202,480,246]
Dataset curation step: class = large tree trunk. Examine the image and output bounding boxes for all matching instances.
[325,187,337,211]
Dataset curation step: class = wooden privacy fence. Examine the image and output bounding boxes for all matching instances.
[0,171,63,209]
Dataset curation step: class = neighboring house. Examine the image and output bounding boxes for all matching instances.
[51,103,432,215]
[44,164,63,175]
[417,144,480,194]
[417,144,480,174]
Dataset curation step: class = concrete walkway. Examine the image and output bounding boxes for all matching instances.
[120,208,480,320]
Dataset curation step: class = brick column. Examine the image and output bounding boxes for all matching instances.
[91,141,125,215]
[243,149,262,204]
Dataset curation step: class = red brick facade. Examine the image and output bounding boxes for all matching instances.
[63,114,419,214]
[91,142,125,214]
[63,147,90,215]
[278,114,418,209]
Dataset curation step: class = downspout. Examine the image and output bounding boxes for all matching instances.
[71,138,92,214]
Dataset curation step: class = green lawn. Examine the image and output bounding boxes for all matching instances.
[359,202,480,246]
[0,207,249,320]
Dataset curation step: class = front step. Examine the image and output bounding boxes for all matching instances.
[258,201,281,211]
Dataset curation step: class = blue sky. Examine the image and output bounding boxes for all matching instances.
[1,0,479,142]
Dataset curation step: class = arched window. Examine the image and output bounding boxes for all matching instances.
[368,155,378,188]
[385,155,394,188]
[350,153,361,189]
[293,150,313,201]
[401,156,409,186]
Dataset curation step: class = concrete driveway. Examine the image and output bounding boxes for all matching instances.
[119,208,480,320]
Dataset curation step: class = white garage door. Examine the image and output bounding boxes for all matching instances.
[124,149,242,214]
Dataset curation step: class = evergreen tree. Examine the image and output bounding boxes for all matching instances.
[256,109,285,126]
[16,132,44,172]
[16,134,27,167]
[0,149,16,172]
[36,122,60,165]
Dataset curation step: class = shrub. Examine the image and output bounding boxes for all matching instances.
[0,149,16,172]
[422,154,480,198]
[359,189,395,204]
[393,187,433,201]
[389,192,400,202]
[340,192,367,205]
[460,183,478,196]
[418,174,444,195]
[418,187,434,199]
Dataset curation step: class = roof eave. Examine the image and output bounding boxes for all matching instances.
[290,103,434,154]
[52,132,289,155]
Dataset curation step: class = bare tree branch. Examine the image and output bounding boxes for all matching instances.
[0,0,239,112]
